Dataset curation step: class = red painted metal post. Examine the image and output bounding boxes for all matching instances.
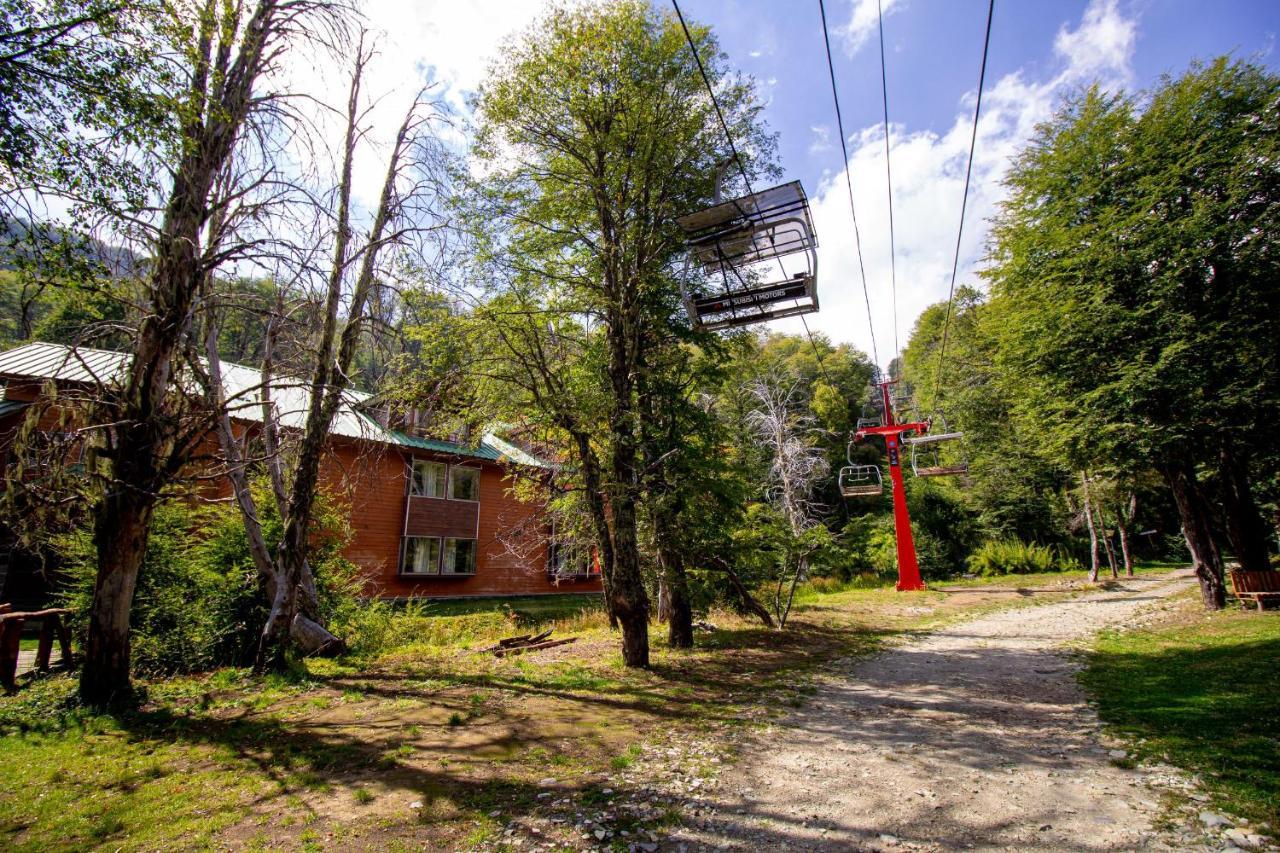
[878,380,926,591]
[884,431,925,590]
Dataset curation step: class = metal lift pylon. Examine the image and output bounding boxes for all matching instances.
[854,377,928,591]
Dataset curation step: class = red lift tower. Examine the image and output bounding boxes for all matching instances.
[854,378,929,591]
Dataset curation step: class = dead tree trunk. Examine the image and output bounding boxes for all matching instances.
[1081,471,1100,583]
[1096,505,1119,579]
[1160,460,1226,609]
[711,558,774,628]
[80,0,282,705]
[257,46,432,668]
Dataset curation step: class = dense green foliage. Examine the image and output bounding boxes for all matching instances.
[966,539,1079,576]
[56,491,359,675]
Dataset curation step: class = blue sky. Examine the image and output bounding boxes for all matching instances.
[318,0,1277,367]
[666,0,1278,364]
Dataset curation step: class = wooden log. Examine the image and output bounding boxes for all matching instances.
[492,637,577,658]
[0,617,22,691]
[56,617,72,666]
[0,607,71,625]
[36,618,54,672]
[497,633,534,647]
[480,629,554,654]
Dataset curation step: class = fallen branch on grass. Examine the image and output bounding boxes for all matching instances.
[479,628,577,657]
[492,637,577,658]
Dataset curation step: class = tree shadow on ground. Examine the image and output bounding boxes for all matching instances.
[1080,633,1280,827]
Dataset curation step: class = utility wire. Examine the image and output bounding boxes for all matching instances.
[876,0,900,377]
[818,0,880,370]
[672,0,835,390]
[931,0,995,411]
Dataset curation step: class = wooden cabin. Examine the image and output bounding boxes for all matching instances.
[0,342,601,603]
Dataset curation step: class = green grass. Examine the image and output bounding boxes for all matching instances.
[0,567,1184,850]
[422,594,603,621]
[1081,601,1280,828]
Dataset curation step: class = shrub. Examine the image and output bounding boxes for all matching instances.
[965,539,1078,576]
[58,486,359,676]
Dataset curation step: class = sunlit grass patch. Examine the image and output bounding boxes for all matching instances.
[1081,599,1280,828]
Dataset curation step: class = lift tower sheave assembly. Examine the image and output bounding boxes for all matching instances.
[854,378,929,591]
[676,180,819,331]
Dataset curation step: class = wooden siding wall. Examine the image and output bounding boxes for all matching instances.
[321,443,601,599]
[1,377,599,601]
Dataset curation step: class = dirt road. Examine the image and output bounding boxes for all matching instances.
[677,572,1198,851]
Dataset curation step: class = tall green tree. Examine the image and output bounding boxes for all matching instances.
[467,0,774,666]
[984,61,1280,608]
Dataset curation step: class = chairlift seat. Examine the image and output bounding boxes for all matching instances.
[902,430,964,446]
[839,464,883,498]
[914,464,969,477]
[677,181,819,330]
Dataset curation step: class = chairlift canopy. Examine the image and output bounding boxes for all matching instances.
[676,180,819,330]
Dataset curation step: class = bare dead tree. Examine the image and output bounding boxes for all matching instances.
[71,0,350,705]
[746,375,830,629]
[1080,471,1101,583]
[197,32,453,668]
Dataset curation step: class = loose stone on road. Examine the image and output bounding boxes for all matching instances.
[677,572,1203,851]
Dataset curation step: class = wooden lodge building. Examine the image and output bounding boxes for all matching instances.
[0,342,601,607]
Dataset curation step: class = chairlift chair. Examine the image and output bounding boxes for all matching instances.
[839,439,884,498]
[855,400,883,432]
[676,180,819,330]
[902,412,969,477]
[839,464,884,498]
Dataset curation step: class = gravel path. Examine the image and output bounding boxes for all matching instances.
[678,571,1199,852]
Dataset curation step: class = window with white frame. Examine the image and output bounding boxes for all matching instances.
[410,459,445,497]
[448,466,480,501]
[442,538,477,575]
[401,536,441,575]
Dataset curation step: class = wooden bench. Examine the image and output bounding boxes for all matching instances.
[1229,570,1280,611]
[0,607,73,691]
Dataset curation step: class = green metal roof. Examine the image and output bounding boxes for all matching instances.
[386,430,503,462]
[0,341,553,469]
[383,430,551,469]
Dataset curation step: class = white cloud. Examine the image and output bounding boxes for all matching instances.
[808,124,833,155]
[840,0,903,56]
[1054,0,1136,86]
[274,0,559,210]
[775,0,1139,366]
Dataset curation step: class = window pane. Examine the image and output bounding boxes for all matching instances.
[443,538,476,575]
[402,537,440,574]
[411,460,445,497]
[449,467,479,501]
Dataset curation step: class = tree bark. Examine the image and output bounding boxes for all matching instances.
[603,278,649,667]
[80,492,153,704]
[712,558,774,628]
[1095,506,1119,579]
[1160,460,1226,609]
[81,0,280,702]
[1081,471,1100,583]
[1219,441,1272,573]
[1117,492,1135,577]
[653,511,693,648]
